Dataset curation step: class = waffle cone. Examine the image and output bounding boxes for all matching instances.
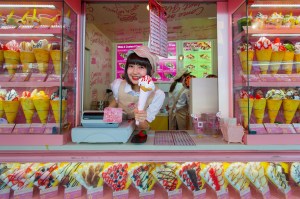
[5,64,18,75]
[53,61,62,74]
[253,98,266,123]
[3,50,20,61]
[283,99,300,124]
[33,98,50,124]
[37,62,49,73]
[238,98,254,128]
[266,99,282,123]
[50,100,67,123]
[295,54,300,74]
[0,50,4,63]
[33,49,49,63]
[0,100,4,118]
[3,101,20,124]
[256,49,272,74]
[270,51,285,74]
[50,50,67,61]
[20,98,35,124]
[283,51,294,74]
[20,51,35,63]
[239,51,254,74]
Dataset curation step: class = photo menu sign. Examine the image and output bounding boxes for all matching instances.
[115,43,143,79]
[149,0,168,58]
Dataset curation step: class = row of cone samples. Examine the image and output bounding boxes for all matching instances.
[0,49,67,75]
[238,50,300,74]
[0,99,67,124]
[238,98,300,127]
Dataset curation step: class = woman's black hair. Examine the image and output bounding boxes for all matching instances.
[123,52,152,87]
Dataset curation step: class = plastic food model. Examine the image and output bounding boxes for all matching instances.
[238,90,253,128]
[265,89,285,123]
[282,41,295,74]
[129,162,156,193]
[175,162,205,192]
[270,38,286,74]
[0,89,7,118]
[52,162,82,188]
[3,40,20,75]
[283,89,300,124]
[50,88,68,123]
[19,40,35,73]
[32,90,50,124]
[200,162,227,192]
[3,89,19,124]
[253,89,266,124]
[50,42,69,75]
[254,36,272,74]
[101,162,131,192]
[290,162,300,186]
[224,162,250,194]
[30,163,59,190]
[264,162,290,193]
[237,42,254,74]
[74,162,103,190]
[244,162,269,193]
[152,162,181,192]
[20,90,35,124]
[295,42,300,73]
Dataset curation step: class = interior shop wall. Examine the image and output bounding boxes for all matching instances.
[85,23,113,109]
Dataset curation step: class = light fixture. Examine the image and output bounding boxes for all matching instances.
[0,34,54,37]
[252,34,300,37]
[178,55,184,61]
[250,4,300,8]
[0,4,56,9]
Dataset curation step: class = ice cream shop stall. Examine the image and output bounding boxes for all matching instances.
[1,0,300,198]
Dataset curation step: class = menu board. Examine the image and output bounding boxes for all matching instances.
[182,40,213,78]
[149,0,168,58]
[154,41,177,82]
[115,43,143,79]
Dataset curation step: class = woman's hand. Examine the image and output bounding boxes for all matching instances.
[134,109,150,129]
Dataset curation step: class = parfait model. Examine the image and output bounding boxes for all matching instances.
[266,12,284,28]
[237,42,254,74]
[251,12,267,29]
[3,89,19,123]
[254,37,272,74]
[3,40,20,75]
[270,38,286,74]
[20,90,36,124]
[238,90,253,128]
[33,39,50,73]
[265,89,285,123]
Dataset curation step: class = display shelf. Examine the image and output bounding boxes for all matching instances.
[0,81,74,88]
[243,26,300,35]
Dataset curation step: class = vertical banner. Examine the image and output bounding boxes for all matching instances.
[116,43,143,79]
[149,0,168,58]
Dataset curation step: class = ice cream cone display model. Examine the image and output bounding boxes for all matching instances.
[265,162,290,194]
[237,42,254,74]
[32,90,50,124]
[253,90,266,123]
[266,12,284,28]
[20,90,36,124]
[244,162,269,193]
[129,163,156,193]
[254,37,272,74]
[136,75,155,125]
[270,38,286,74]
[50,42,69,75]
[50,88,68,123]
[33,39,50,74]
[0,89,7,118]
[252,12,267,29]
[282,42,295,74]
[3,40,20,75]
[283,89,300,124]
[266,89,285,123]
[3,89,19,124]
[238,90,254,128]
[294,42,300,73]
[0,43,4,66]
[19,41,35,73]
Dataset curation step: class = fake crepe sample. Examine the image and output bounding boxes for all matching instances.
[129,163,156,193]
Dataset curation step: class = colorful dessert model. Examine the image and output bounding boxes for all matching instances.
[30,163,60,190]
[175,162,205,193]
[251,12,267,29]
[254,37,272,74]
[50,42,69,75]
[224,162,250,196]
[237,42,254,74]
[3,89,19,123]
[102,162,131,192]
[129,162,156,193]
[136,75,155,125]
[52,162,82,188]
[152,162,182,192]
[19,41,35,73]
[294,42,300,73]
[0,42,4,66]
[282,41,295,74]
[32,90,50,124]
[244,162,269,195]
[290,162,300,186]
[200,162,228,194]
[253,89,266,123]
[282,13,296,28]
[50,88,67,123]
[0,89,7,118]
[264,162,291,194]
[20,90,36,124]
[266,12,284,28]
[270,38,286,74]
[265,89,285,123]
[74,162,103,190]
[238,90,254,128]
[3,40,20,75]
[283,89,300,124]
[33,39,50,73]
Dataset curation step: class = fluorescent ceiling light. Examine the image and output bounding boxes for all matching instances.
[0,34,54,37]
[0,4,55,9]
[252,33,300,37]
[251,4,300,8]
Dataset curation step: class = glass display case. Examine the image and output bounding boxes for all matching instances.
[0,1,77,145]
[232,0,300,144]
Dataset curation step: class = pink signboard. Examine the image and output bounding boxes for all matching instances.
[116,43,143,79]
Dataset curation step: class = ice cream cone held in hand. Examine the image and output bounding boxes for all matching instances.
[3,89,20,123]
[3,40,20,75]
[32,90,50,124]
[270,38,286,74]
[253,89,266,123]
[282,41,295,74]
[266,89,285,123]
[33,39,50,74]
[254,37,272,74]
[238,90,254,128]
[237,42,254,74]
